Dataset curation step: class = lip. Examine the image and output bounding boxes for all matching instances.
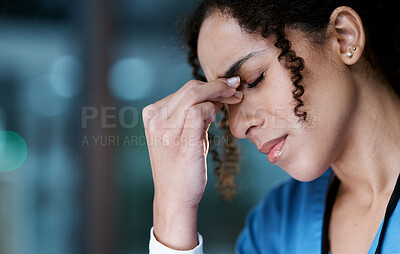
[258,134,288,155]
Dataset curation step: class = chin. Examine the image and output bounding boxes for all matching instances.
[281,157,330,182]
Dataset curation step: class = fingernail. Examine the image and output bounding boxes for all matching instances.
[227,76,241,88]
[234,91,243,99]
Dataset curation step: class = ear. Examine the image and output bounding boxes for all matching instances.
[328,6,366,65]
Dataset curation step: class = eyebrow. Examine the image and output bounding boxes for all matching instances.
[221,50,266,78]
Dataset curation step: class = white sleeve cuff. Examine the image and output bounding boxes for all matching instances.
[149,226,204,254]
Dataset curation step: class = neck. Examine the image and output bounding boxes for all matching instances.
[331,71,400,207]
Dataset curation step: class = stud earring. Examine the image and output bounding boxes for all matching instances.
[347,52,353,58]
[353,47,357,51]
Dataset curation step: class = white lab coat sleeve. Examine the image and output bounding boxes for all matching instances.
[149,226,204,254]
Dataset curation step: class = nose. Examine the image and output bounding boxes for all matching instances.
[227,103,260,139]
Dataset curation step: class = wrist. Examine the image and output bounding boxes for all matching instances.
[153,199,199,250]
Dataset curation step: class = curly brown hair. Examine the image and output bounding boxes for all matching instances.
[181,0,400,200]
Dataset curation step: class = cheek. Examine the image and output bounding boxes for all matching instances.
[280,72,358,181]
[262,64,301,125]
[268,64,296,101]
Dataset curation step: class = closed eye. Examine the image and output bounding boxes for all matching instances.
[247,72,265,88]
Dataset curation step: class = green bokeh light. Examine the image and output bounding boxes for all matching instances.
[0,131,27,172]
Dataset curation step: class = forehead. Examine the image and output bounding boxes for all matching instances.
[197,12,272,81]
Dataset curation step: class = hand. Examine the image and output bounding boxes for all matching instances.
[143,77,242,249]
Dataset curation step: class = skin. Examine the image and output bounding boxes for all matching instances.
[144,6,400,253]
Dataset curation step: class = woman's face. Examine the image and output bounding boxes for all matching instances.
[197,12,358,181]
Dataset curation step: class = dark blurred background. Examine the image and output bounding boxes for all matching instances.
[0,0,288,253]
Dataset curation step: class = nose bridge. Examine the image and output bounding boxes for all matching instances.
[227,104,254,139]
[228,102,273,139]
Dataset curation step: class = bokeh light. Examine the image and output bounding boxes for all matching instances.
[109,57,154,101]
[50,55,83,98]
[0,131,27,172]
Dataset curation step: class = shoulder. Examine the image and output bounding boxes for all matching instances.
[236,168,333,254]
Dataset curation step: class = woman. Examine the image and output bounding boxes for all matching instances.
[143,0,400,253]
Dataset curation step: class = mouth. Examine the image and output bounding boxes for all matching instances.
[258,134,288,164]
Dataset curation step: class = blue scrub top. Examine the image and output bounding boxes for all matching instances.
[235,167,400,253]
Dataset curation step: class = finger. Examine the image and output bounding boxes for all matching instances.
[166,78,241,129]
[151,80,205,118]
[203,102,222,132]
[151,93,175,109]
[151,80,205,110]
[144,86,201,126]
[162,77,240,119]
[180,77,241,106]
[167,91,241,134]
[180,101,222,141]
[211,91,243,104]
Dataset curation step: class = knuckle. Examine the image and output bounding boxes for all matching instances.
[185,80,200,89]
[142,104,158,120]
[143,105,163,132]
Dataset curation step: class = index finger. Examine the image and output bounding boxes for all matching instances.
[148,79,206,110]
[180,76,241,107]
